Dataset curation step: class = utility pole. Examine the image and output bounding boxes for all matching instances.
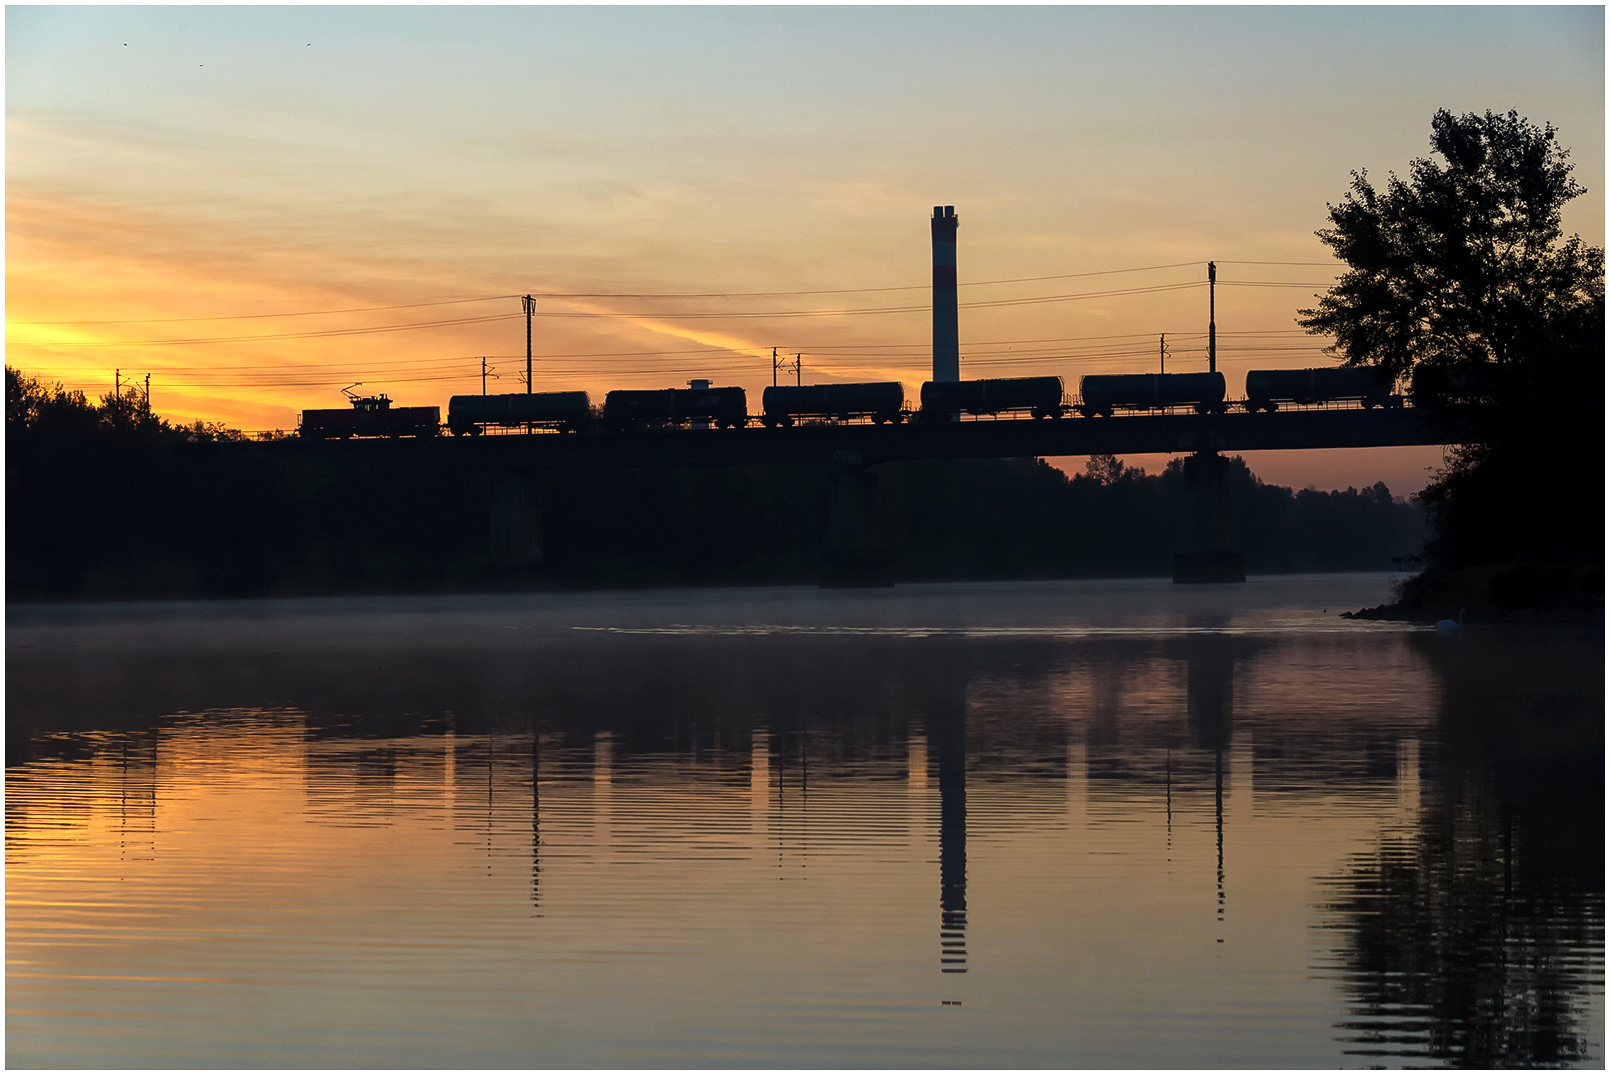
[772,346,780,387]
[794,354,802,387]
[481,357,497,396]
[1160,334,1168,374]
[144,373,151,420]
[1207,262,1217,374]
[522,295,535,394]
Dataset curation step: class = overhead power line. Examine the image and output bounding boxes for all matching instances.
[14,313,523,347]
[8,259,1338,326]
[13,279,1227,345]
[8,295,520,326]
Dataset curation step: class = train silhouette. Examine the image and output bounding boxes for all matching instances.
[297,367,1413,438]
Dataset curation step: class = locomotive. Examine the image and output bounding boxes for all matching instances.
[448,391,590,435]
[918,376,1065,421]
[1076,372,1226,417]
[761,382,906,427]
[299,390,438,439]
[1243,367,1397,412]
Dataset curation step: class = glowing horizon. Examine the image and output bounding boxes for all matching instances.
[7,6,1602,493]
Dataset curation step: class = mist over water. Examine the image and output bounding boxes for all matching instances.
[7,577,1602,1067]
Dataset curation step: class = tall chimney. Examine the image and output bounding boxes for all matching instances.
[931,205,959,383]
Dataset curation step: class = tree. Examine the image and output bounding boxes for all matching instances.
[7,366,100,439]
[1299,111,1604,604]
[1083,453,1124,485]
[1299,109,1603,384]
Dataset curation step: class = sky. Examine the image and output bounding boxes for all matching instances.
[6,6,1604,496]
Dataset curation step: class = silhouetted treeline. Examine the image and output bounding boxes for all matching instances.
[7,370,1425,600]
[7,367,251,444]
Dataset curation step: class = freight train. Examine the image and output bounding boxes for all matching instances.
[301,364,1417,438]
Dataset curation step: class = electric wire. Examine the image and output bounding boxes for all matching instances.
[8,261,1338,327]
[10,259,1297,325]
[17,280,1238,347]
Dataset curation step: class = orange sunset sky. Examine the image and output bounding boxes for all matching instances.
[7,7,1603,495]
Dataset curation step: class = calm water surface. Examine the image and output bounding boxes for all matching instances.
[7,576,1603,1067]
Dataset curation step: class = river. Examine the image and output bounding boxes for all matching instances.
[6,576,1603,1067]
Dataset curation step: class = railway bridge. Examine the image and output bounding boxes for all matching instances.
[275,403,1448,586]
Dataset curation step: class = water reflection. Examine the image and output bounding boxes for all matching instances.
[6,593,1601,1067]
[926,668,968,977]
[1186,618,1236,939]
[1317,632,1604,1067]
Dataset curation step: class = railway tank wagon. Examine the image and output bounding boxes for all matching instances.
[1243,368,1397,412]
[761,382,905,427]
[602,385,749,430]
[300,393,439,439]
[1409,363,1508,409]
[1077,372,1226,417]
[448,391,591,434]
[918,376,1065,421]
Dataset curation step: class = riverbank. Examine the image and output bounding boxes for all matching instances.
[1342,558,1604,625]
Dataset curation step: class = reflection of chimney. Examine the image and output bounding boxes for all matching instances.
[1185,623,1234,939]
[531,728,542,911]
[931,206,960,383]
[1186,628,1234,753]
[926,686,968,975]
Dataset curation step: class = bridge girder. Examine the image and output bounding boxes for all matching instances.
[271,407,1448,473]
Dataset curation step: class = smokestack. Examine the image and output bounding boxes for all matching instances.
[931,206,959,383]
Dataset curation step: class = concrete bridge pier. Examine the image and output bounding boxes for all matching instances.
[489,471,544,566]
[821,463,892,588]
[1173,449,1245,583]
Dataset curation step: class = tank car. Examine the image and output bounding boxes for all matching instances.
[918,376,1065,421]
[448,391,591,435]
[1076,372,1226,417]
[761,382,905,427]
[300,392,439,439]
[1409,363,1507,409]
[602,385,748,430]
[1243,367,1396,412]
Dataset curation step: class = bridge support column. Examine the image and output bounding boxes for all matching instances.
[490,473,543,565]
[1173,449,1244,583]
[821,466,892,588]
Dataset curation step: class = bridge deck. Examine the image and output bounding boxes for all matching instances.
[270,406,1446,471]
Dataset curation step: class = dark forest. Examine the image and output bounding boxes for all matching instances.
[7,368,1425,600]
